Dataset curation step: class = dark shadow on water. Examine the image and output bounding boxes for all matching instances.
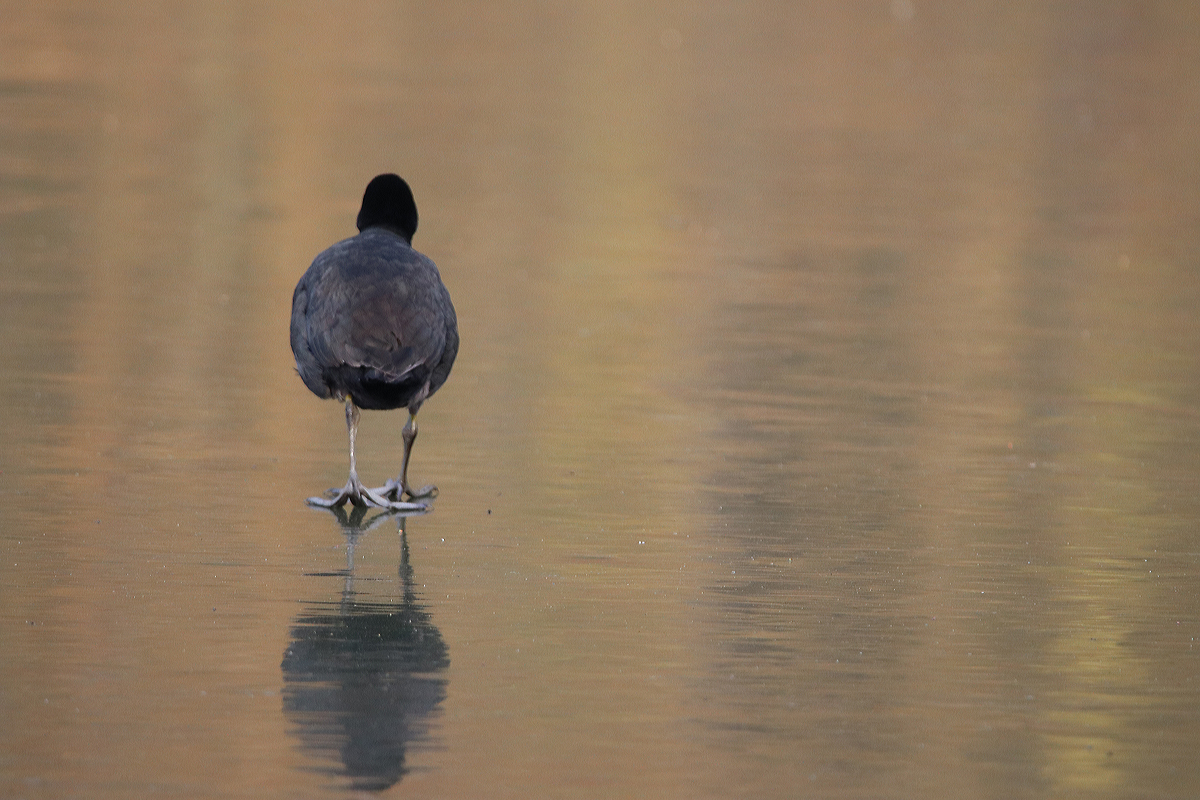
[281,509,449,792]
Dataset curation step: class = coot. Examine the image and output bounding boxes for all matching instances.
[290,174,458,510]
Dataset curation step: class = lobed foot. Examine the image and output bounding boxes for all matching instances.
[307,473,430,512]
[373,477,438,501]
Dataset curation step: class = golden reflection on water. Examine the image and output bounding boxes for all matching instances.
[2,2,1200,798]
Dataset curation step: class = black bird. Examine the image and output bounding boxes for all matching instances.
[290,174,458,510]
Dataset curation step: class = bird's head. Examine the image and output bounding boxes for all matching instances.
[356,173,419,243]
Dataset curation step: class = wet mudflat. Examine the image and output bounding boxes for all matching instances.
[2,3,1200,798]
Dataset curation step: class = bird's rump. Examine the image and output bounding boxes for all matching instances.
[292,233,452,410]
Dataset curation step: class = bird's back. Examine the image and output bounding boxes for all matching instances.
[291,228,458,411]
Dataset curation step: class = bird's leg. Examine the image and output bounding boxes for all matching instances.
[376,412,437,500]
[308,399,430,512]
[399,413,436,498]
[307,399,366,508]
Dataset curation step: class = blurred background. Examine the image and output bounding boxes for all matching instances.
[2,1,1199,797]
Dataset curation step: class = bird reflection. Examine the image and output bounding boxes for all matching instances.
[282,510,448,792]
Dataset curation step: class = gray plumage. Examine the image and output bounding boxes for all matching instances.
[291,229,457,412]
[290,174,457,510]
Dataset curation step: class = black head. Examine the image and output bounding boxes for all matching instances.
[356,173,419,243]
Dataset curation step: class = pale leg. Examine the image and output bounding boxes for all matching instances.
[308,399,429,511]
[376,412,437,500]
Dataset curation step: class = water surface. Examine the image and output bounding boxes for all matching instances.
[2,2,1200,798]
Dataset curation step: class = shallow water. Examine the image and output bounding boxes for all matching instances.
[3,2,1200,798]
